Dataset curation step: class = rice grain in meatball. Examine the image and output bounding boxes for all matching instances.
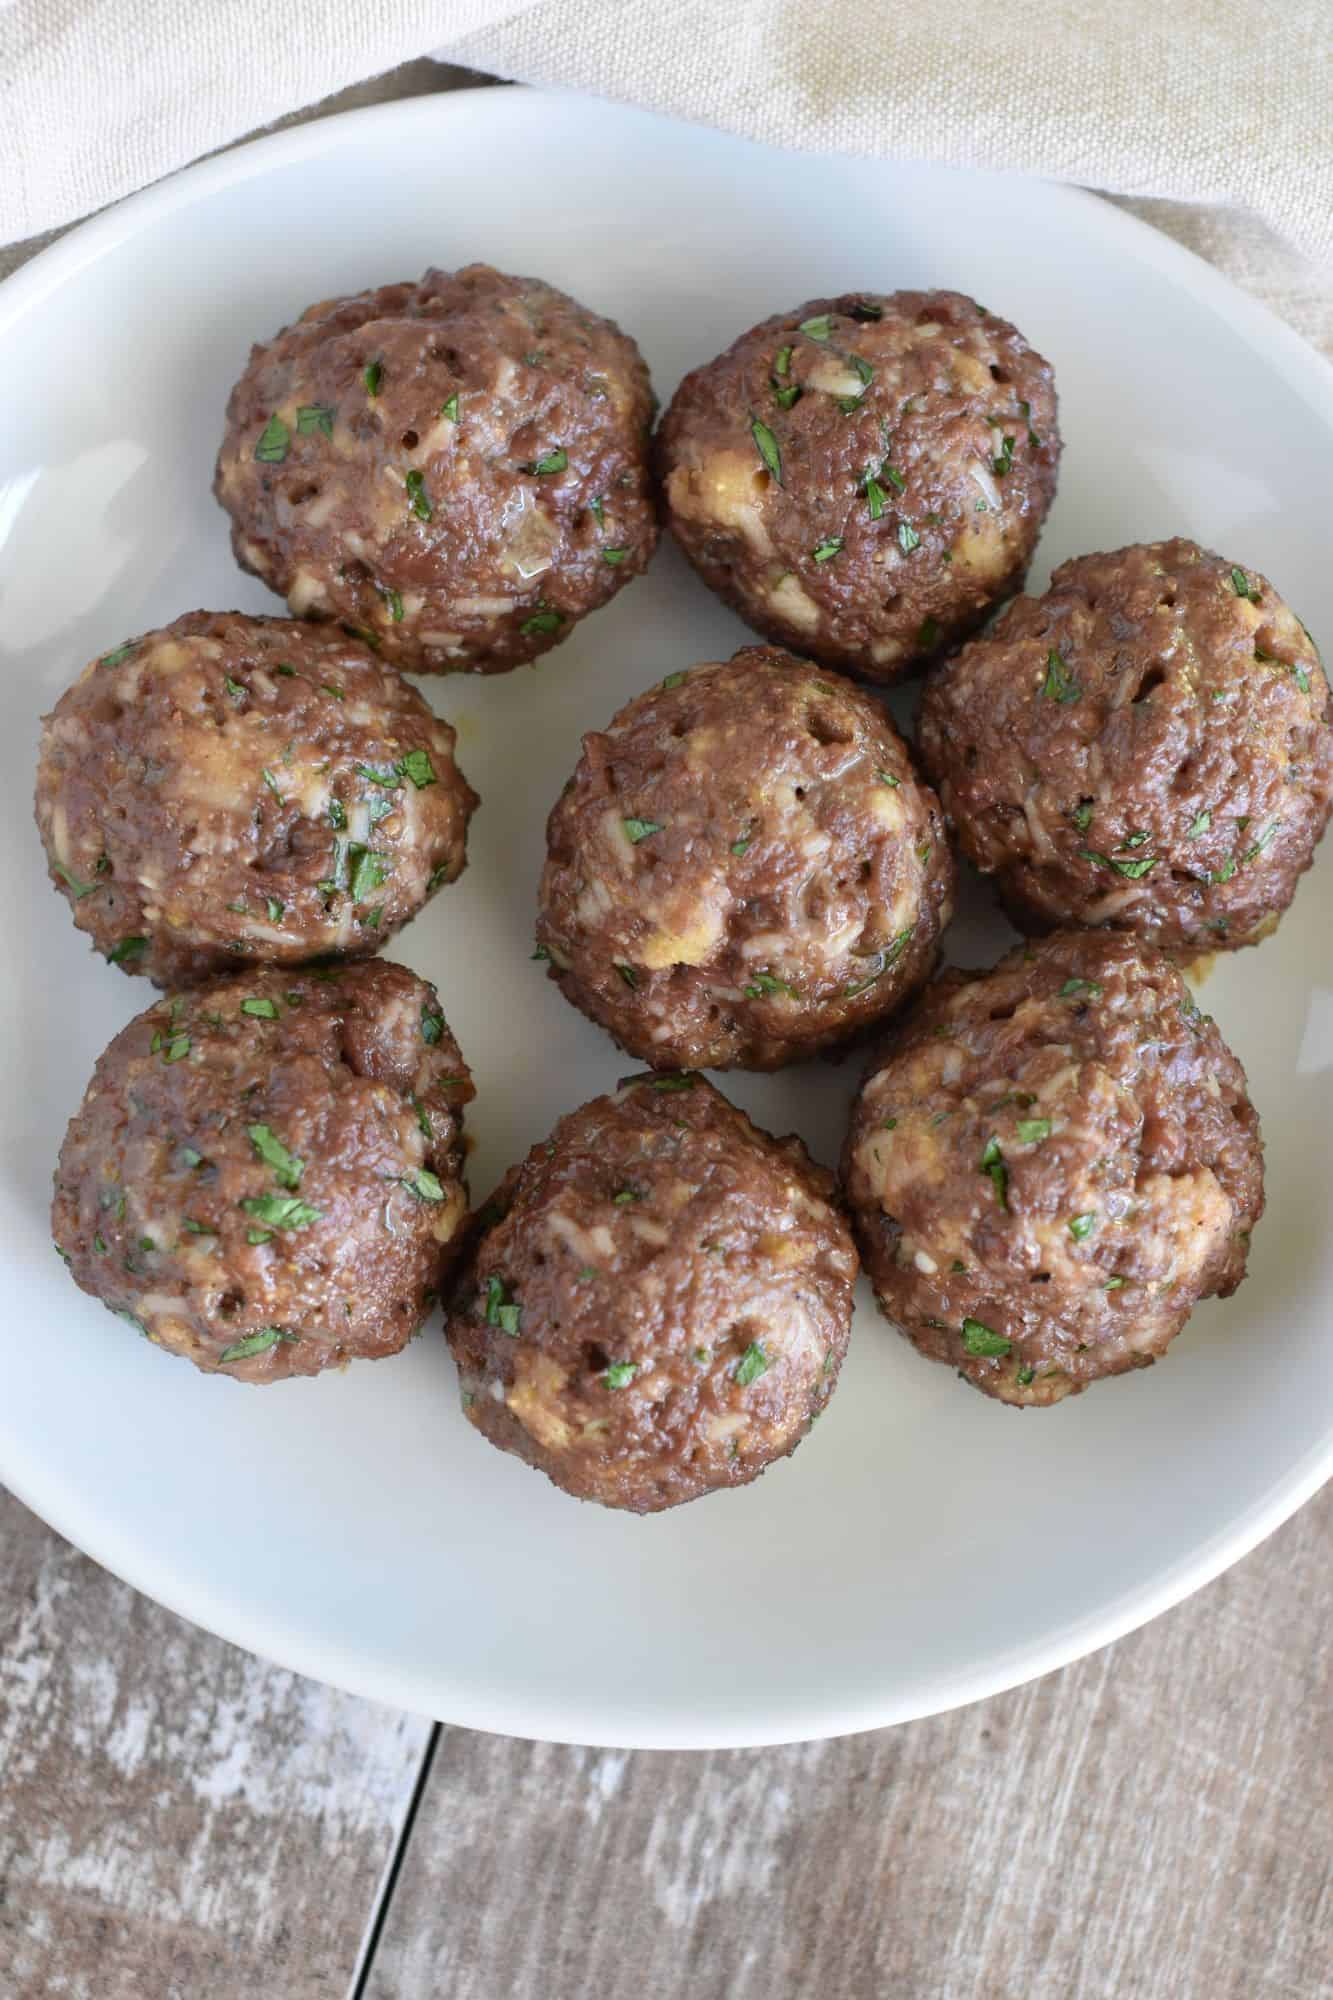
[842,932,1263,1405]
[214,264,657,674]
[537,647,954,1068]
[445,1071,857,1511]
[918,540,1332,954]
[35,611,477,986]
[52,961,473,1381]
[658,289,1060,680]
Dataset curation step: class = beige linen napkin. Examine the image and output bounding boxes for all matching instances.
[2,0,1330,261]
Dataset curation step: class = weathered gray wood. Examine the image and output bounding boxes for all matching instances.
[365,1489,1331,2000]
[0,1491,432,2000]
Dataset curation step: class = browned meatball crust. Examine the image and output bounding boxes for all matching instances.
[918,540,1332,955]
[842,932,1263,1406]
[35,612,477,987]
[658,289,1060,681]
[537,647,954,1069]
[445,1072,857,1512]
[52,961,473,1382]
[214,265,657,674]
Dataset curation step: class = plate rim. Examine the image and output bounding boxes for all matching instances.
[2,83,1330,1748]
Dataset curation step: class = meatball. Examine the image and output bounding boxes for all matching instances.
[918,540,1332,955]
[444,1071,857,1511]
[842,932,1263,1406]
[35,611,477,986]
[537,647,954,1068]
[658,289,1059,681]
[214,264,657,674]
[52,960,473,1381]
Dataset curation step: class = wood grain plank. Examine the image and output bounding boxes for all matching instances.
[0,1492,432,2000]
[365,1489,1331,2000]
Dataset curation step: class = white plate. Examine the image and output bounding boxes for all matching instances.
[2,88,1330,1750]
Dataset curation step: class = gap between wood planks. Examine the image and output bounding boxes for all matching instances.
[349,1722,443,1999]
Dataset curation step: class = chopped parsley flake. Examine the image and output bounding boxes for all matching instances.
[863,475,886,520]
[843,926,915,998]
[1068,1212,1097,1241]
[744,970,792,999]
[525,447,568,475]
[296,403,335,439]
[731,828,753,855]
[991,433,1015,476]
[1242,820,1280,863]
[1080,847,1158,880]
[1015,1118,1051,1144]
[733,1341,769,1386]
[265,897,285,923]
[98,640,136,668]
[161,1034,191,1064]
[328,799,347,831]
[622,816,664,844]
[615,963,638,988]
[603,1361,637,1389]
[377,584,404,623]
[661,671,685,690]
[751,417,782,484]
[962,1318,1011,1358]
[979,1134,1009,1209]
[54,860,98,899]
[254,414,290,462]
[1292,663,1311,694]
[224,676,247,703]
[363,360,383,397]
[1072,803,1094,830]
[602,547,630,565]
[1186,809,1211,838]
[346,844,389,902]
[897,521,922,555]
[247,1123,303,1189]
[441,394,459,422]
[1016,1364,1035,1386]
[404,469,433,521]
[483,1274,521,1336]
[798,314,833,341]
[220,1327,294,1362]
[1042,650,1080,703]
[399,748,436,789]
[108,935,147,964]
[240,997,279,1020]
[420,1004,444,1045]
[240,1193,323,1230]
[1230,566,1258,602]
[1059,978,1102,1001]
[521,609,563,636]
[877,768,900,788]
[403,1168,445,1202]
[1020,399,1041,446]
[812,537,844,563]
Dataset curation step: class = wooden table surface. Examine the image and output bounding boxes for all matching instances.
[2,64,1330,2000]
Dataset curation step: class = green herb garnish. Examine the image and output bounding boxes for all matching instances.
[812,537,844,563]
[239,1193,322,1230]
[979,1135,1008,1208]
[733,1342,769,1385]
[962,1319,1011,1357]
[219,1328,293,1362]
[1042,650,1080,703]
[240,997,279,1020]
[603,1361,637,1389]
[254,414,290,463]
[751,417,782,483]
[296,403,335,439]
[108,935,147,964]
[246,1123,303,1189]
[1015,1118,1051,1144]
[1068,1212,1096,1241]
[525,447,567,475]
[622,817,664,844]
[363,360,383,397]
[404,469,433,521]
